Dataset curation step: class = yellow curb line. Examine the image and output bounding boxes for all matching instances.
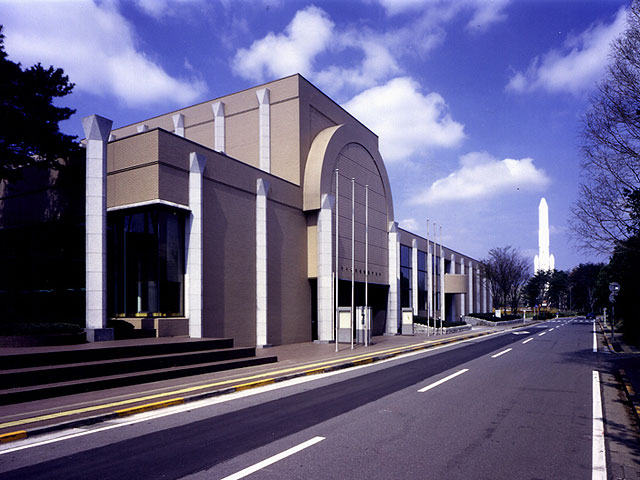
[0,430,27,443]
[0,330,495,434]
[115,398,185,417]
[234,379,275,392]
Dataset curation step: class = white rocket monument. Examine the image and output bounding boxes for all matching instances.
[534,197,555,273]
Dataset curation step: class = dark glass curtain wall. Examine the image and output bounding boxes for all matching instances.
[108,206,185,317]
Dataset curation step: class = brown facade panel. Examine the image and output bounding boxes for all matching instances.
[107,165,159,209]
[201,180,257,347]
[271,99,301,185]
[158,164,189,207]
[267,201,311,345]
[226,109,260,169]
[445,274,468,294]
[108,132,159,173]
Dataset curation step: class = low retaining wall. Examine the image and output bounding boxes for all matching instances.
[463,316,526,327]
[413,323,472,334]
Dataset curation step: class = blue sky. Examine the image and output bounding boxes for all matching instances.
[0,0,630,270]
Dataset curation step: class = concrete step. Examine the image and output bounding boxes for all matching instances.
[0,347,259,388]
[0,355,278,405]
[0,337,235,370]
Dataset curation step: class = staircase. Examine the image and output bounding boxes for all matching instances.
[0,338,277,405]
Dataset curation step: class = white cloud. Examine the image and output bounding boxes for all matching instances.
[232,6,334,82]
[377,0,510,32]
[413,151,550,205]
[343,77,465,163]
[0,1,206,107]
[399,217,419,231]
[506,7,627,94]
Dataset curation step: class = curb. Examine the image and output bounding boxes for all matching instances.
[617,369,640,428]
[596,321,616,353]
[0,328,506,445]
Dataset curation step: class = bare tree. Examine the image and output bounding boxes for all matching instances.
[571,2,640,254]
[480,246,531,312]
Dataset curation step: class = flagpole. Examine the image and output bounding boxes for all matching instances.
[335,169,339,352]
[426,218,430,337]
[365,184,369,347]
[351,178,355,350]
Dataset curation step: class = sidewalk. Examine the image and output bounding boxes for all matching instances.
[598,320,640,427]
[0,322,529,443]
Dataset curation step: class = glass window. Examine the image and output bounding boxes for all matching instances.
[400,245,412,308]
[108,206,185,317]
[417,250,427,312]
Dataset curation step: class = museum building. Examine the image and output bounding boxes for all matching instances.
[81,74,492,345]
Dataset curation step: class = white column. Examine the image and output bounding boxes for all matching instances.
[476,270,481,313]
[468,261,474,315]
[440,254,445,323]
[427,245,433,319]
[173,113,185,137]
[212,102,225,152]
[256,88,271,173]
[83,114,112,342]
[460,258,466,317]
[387,222,400,334]
[482,276,487,313]
[412,239,418,316]
[317,193,335,342]
[136,124,148,133]
[187,152,207,338]
[256,178,270,347]
[449,253,456,320]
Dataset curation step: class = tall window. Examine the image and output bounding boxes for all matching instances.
[400,244,412,308]
[108,206,185,317]
[418,250,427,313]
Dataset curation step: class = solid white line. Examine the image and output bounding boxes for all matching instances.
[592,371,607,480]
[221,436,325,480]
[538,332,546,337]
[522,338,533,344]
[491,348,512,358]
[418,369,469,393]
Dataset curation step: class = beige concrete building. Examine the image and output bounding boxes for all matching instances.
[80,74,491,346]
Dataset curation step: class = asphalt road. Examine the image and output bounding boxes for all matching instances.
[0,320,619,479]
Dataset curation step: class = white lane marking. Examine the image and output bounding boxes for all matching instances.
[592,371,607,480]
[538,332,546,337]
[418,369,469,393]
[593,326,598,353]
[491,348,512,358]
[549,328,555,331]
[221,436,325,480]
[522,338,533,344]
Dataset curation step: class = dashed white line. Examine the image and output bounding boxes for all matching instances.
[522,338,533,344]
[538,332,547,337]
[221,436,326,480]
[418,369,469,393]
[491,348,512,358]
[592,371,607,480]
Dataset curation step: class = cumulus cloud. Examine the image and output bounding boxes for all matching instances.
[413,151,550,205]
[399,217,419,231]
[0,1,207,107]
[343,77,465,163]
[506,7,627,94]
[232,6,334,81]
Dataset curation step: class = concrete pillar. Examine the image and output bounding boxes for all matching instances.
[136,124,148,133]
[173,113,185,137]
[440,253,445,323]
[83,114,113,342]
[427,245,433,319]
[187,152,207,338]
[317,194,335,342]
[256,88,270,173]
[468,261,474,315]
[212,101,225,153]
[482,276,487,313]
[412,239,418,316]
[256,178,270,347]
[476,270,481,313]
[387,221,400,335]
[460,258,466,317]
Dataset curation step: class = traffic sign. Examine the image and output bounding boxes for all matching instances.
[609,282,620,292]
[609,293,617,303]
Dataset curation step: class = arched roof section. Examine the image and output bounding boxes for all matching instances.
[303,123,394,222]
